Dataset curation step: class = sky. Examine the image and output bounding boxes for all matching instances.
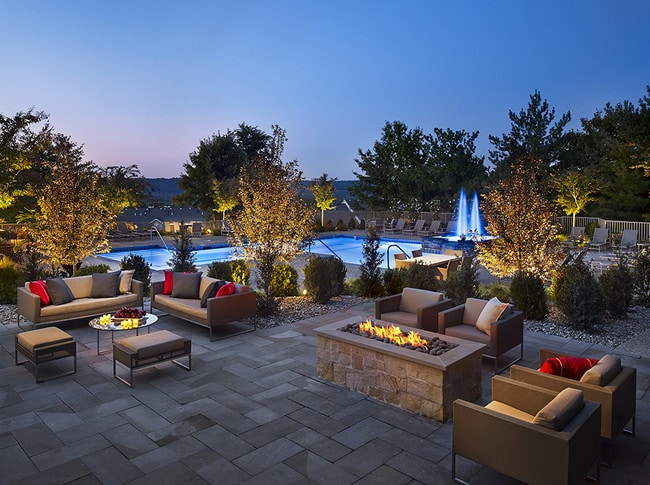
[1,1,649,180]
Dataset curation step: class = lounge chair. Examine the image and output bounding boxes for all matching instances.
[402,219,425,235]
[613,229,638,251]
[385,218,406,234]
[411,249,423,258]
[221,220,233,236]
[561,226,586,246]
[418,220,441,236]
[393,252,409,269]
[191,222,203,236]
[589,227,609,251]
[446,220,457,234]
[375,287,454,332]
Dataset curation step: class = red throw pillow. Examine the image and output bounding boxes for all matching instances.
[216,282,235,297]
[540,356,599,380]
[163,270,173,295]
[29,280,51,306]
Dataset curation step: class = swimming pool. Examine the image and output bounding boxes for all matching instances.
[100,236,423,271]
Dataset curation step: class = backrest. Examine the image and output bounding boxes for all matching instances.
[395,219,406,230]
[394,252,408,261]
[117,221,129,233]
[430,220,441,232]
[399,287,444,313]
[446,259,460,272]
[570,226,585,238]
[592,227,608,243]
[64,275,93,299]
[621,229,638,246]
[414,220,425,231]
[446,220,457,233]
[411,249,423,258]
[463,298,488,325]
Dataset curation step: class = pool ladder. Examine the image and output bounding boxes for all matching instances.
[386,243,412,269]
[310,238,343,260]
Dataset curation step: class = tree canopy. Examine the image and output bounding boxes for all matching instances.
[310,173,337,225]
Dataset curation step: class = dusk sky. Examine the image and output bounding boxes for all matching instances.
[2,1,649,180]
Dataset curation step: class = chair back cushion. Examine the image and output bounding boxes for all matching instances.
[533,388,584,430]
[475,297,509,336]
[399,288,444,314]
[580,354,622,386]
[462,298,487,326]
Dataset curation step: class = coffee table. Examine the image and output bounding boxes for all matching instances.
[88,314,158,355]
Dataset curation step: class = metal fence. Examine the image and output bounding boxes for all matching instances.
[556,216,650,242]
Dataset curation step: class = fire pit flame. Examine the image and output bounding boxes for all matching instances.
[359,319,428,349]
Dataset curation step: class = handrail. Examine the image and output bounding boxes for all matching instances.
[386,243,411,269]
[150,226,170,251]
[310,237,343,260]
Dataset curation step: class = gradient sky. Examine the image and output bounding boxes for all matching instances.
[2,1,649,180]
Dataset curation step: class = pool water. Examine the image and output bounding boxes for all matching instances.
[101,236,422,271]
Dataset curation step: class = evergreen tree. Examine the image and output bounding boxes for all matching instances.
[358,226,384,297]
[168,222,196,272]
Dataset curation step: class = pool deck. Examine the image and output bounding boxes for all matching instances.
[2,300,648,484]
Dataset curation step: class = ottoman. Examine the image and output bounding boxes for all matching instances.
[113,329,191,387]
[15,327,77,383]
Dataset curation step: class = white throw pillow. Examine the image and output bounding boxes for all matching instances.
[475,297,509,336]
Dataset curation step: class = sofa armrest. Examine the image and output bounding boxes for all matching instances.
[207,289,257,326]
[419,298,455,332]
[490,310,524,354]
[438,304,465,333]
[131,279,144,309]
[375,294,402,318]
[18,287,41,323]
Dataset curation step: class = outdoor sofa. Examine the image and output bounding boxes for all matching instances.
[151,272,256,341]
[18,272,143,327]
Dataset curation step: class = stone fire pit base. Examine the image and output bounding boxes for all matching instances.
[315,318,485,422]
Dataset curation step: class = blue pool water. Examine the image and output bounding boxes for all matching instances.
[100,236,422,271]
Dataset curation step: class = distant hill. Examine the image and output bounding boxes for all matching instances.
[142,178,356,206]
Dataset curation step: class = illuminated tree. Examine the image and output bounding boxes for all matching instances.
[33,134,111,273]
[479,158,564,279]
[212,177,239,220]
[554,170,600,227]
[310,173,337,225]
[97,165,150,217]
[228,126,316,314]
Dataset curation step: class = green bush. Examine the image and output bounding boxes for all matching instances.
[73,264,110,276]
[357,227,384,297]
[382,268,406,295]
[479,283,511,303]
[207,261,231,280]
[270,263,299,297]
[344,277,363,296]
[169,222,196,272]
[207,259,250,285]
[303,255,347,304]
[347,218,357,230]
[120,253,152,296]
[443,254,479,305]
[599,261,633,318]
[335,219,347,231]
[405,263,441,292]
[632,248,650,306]
[0,256,23,304]
[510,272,547,320]
[550,254,603,329]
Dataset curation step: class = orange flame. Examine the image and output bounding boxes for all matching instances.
[358,319,429,348]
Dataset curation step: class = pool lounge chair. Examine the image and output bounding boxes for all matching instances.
[402,219,425,235]
[561,226,585,246]
[418,220,441,236]
[385,218,406,234]
[445,220,457,234]
[613,229,638,251]
[589,227,609,251]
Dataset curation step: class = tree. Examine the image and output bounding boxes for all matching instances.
[310,173,337,225]
[211,178,239,220]
[554,170,600,227]
[228,126,316,315]
[176,124,271,213]
[97,165,150,217]
[478,158,564,279]
[168,222,196,272]
[0,108,50,212]
[33,134,111,273]
[357,226,384,297]
[489,90,572,180]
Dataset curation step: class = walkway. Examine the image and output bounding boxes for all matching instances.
[1,302,648,484]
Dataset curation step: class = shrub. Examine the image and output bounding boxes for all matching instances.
[358,219,366,230]
[207,261,231,280]
[599,259,633,318]
[510,272,547,320]
[382,268,406,295]
[335,219,347,231]
[357,227,383,297]
[73,264,110,276]
[120,253,152,296]
[230,259,250,285]
[0,256,23,304]
[303,255,347,304]
[632,248,650,306]
[550,254,603,329]
[347,218,357,230]
[169,222,196,272]
[479,283,511,303]
[444,254,479,305]
[270,263,299,297]
[345,277,364,296]
[405,263,441,292]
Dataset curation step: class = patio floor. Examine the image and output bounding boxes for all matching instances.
[1,300,648,484]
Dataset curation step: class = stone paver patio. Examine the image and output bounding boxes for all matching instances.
[1,299,648,484]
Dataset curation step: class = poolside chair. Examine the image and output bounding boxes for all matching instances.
[418,220,441,236]
[191,222,203,236]
[385,218,406,234]
[393,252,410,269]
[375,287,454,332]
[445,220,457,234]
[452,375,601,485]
[411,249,423,258]
[613,229,638,251]
[402,219,425,235]
[589,227,609,252]
[436,258,460,282]
[221,220,233,236]
[562,226,586,246]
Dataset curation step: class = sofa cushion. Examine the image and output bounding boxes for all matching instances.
[379,311,418,328]
[533,388,584,431]
[201,280,226,308]
[40,294,139,317]
[462,298,486,326]
[444,324,490,344]
[540,356,598,380]
[29,280,51,306]
[118,329,185,359]
[172,272,202,299]
[63,275,92,299]
[91,271,120,298]
[580,354,622,386]
[399,288,444,314]
[199,276,219,298]
[216,282,236,297]
[475,297,509,336]
[163,270,173,295]
[118,270,134,294]
[46,278,74,305]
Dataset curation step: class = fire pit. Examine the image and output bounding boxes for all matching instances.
[316,317,485,422]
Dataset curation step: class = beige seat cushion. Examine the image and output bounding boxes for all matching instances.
[17,327,74,351]
[533,388,584,430]
[379,311,419,328]
[486,401,535,423]
[580,354,622,386]
[118,330,185,359]
[399,288,444,314]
